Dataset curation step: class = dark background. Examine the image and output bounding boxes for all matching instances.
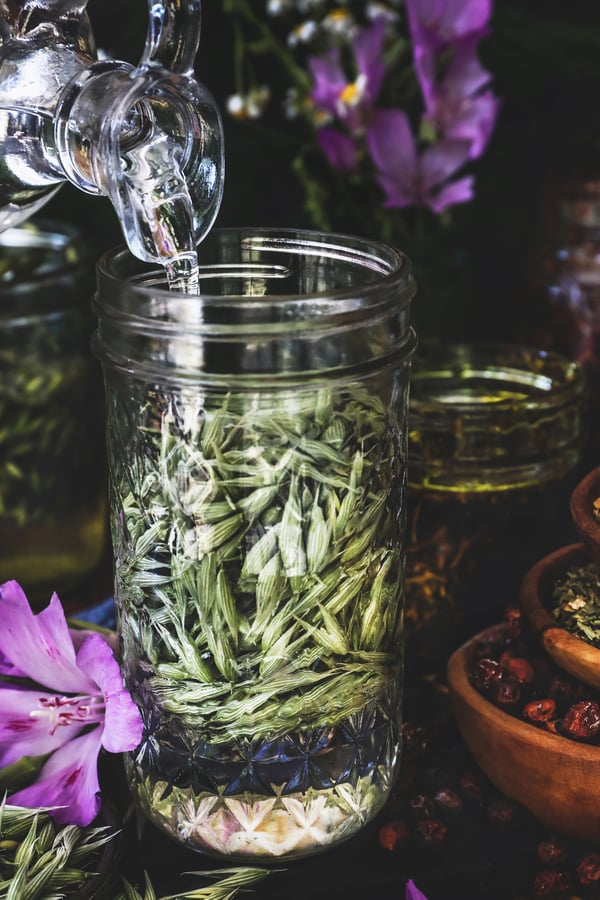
[42,0,600,347]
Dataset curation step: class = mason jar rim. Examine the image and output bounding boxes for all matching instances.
[409,340,586,414]
[94,227,415,337]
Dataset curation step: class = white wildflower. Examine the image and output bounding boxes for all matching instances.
[287,19,318,46]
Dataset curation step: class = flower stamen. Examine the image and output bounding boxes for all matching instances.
[31,694,105,735]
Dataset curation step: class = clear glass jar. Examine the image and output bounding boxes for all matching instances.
[93,227,416,861]
[405,341,586,676]
[0,220,108,606]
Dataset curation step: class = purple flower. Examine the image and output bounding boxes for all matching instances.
[425,35,500,159]
[406,0,493,110]
[367,109,474,213]
[406,879,429,900]
[0,580,143,826]
[309,20,386,139]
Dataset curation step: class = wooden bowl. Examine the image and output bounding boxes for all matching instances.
[519,541,600,690]
[570,465,600,563]
[447,625,600,843]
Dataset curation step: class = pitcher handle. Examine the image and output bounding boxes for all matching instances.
[141,0,201,73]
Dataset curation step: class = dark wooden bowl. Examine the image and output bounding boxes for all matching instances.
[447,625,600,843]
[519,541,600,690]
[570,466,600,564]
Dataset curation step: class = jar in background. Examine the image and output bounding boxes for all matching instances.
[405,341,586,675]
[93,227,416,861]
[0,220,108,607]
[526,175,600,470]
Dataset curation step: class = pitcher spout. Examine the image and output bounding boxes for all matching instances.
[0,0,224,261]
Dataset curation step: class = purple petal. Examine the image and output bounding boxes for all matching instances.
[0,687,85,767]
[443,90,501,158]
[70,627,119,656]
[444,35,493,101]
[353,20,387,102]
[406,0,492,47]
[0,582,96,695]
[367,110,419,207]
[309,50,346,116]
[10,728,104,826]
[426,174,474,213]
[0,655,24,678]
[424,35,499,155]
[411,38,437,109]
[406,0,492,106]
[406,879,429,900]
[76,634,143,753]
[448,0,492,42]
[421,138,473,189]
[367,109,417,179]
[317,127,357,171]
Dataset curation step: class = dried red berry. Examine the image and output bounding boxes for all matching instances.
[576,851,600,884]
[378,819,411,853]
[533,867,573,896]
[432,787,464,815]
[548,673,586,710]
[489,674,523,710]
[523,698,558,725]
[409,793,435,819]
[459,770,485,804]
[504,603,523,639]
[537,836,569,865]
[562,700,600,743]
[501,655,535,684]
[469,657,503,692]
[486,796,516,828]
[414,817,448,845]
[401,722,432,759]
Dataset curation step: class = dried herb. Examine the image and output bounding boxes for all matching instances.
[551,561,600,647]
[0,796,116,899]
[116,867,273,900]
[113,381,405,745]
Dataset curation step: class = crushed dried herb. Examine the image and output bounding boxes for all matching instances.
[551,561,600,647]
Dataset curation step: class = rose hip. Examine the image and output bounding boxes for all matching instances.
[469,657,503,693]
[489,674,523,711]
[523,698,557,725]
[536,836,569,865]
[414,818,448,846]
[576,851,600,884]
[561,700,600,743]
[533,868,573,896]
[501,655,535,684]
[378,819,411,852]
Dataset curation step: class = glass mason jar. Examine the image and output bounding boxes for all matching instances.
[93,228,416,861]
[0,219,108,606]
[405,341,586,676]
